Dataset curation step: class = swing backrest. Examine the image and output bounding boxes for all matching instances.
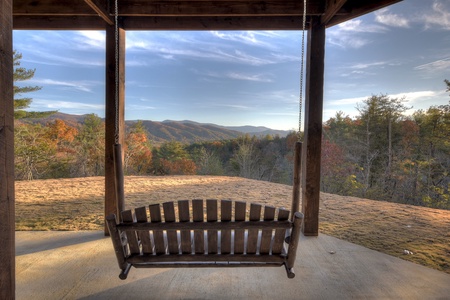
[106,199,303,279]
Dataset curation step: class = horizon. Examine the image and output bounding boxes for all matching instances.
[13,0,450,130]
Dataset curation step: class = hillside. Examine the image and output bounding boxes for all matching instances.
[20,112,290,143]
[15,175,450,275]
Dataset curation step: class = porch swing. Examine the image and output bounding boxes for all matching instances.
[106,0,307,280]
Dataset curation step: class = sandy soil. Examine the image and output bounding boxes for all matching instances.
[15,175,450,274]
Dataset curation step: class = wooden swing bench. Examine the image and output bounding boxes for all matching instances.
[107,199,303,279]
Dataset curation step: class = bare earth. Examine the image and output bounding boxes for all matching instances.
[15,175,450,274]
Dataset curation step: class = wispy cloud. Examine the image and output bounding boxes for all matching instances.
[414,57,450,73]
[31,99,104,111]
[422,1,450,30]
[74,31,106,49]
[209,31,278,50]
[327,19,388,49]
[226,72,273,82]
[30,78,99,92]
[375,8,410,28]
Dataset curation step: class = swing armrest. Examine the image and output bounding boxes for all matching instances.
[285,211,304,278]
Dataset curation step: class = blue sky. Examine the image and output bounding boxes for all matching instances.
[13,0,450,130]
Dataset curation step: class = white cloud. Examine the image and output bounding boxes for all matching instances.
[327,19,388,49]
[31,99,104,110]
[414,57,450,72]
[30,78,98,92]
[375,8,410,28]
[226,72,273,82]
[209,31,278,50]
[75,31,106,49]
[422,1,450,30]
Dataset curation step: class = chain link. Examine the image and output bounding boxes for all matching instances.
[114,0,120,145]
[298,0,307,141]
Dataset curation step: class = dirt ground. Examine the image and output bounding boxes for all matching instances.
[15,175,450,274]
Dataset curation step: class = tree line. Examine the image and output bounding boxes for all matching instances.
[12,50,450,209]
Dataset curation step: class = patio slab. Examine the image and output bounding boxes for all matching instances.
[16,231,450,300]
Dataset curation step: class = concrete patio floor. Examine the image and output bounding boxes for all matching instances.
[16,231,450,300]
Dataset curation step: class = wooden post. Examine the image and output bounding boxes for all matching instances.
[301,17,325,236]
[105,24,125,235]
[0,0,15,298]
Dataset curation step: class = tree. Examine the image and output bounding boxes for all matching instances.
[15,123,56,180]
[355,94,409,199]
[445,79,450,94]
[13,50,56,119]
[124,121,152,175]
[73,114,105,176]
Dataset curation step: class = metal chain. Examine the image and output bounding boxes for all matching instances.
[298,0,307,141]
[114,0,120,145]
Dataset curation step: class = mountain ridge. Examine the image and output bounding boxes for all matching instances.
[21,112,291,143]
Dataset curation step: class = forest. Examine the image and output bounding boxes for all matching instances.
[14,93,450,210]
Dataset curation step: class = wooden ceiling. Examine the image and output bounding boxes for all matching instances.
[13,0,402,30]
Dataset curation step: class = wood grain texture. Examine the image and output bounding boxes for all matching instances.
[192,199,204,254]
[178,200,192,254]
[0,1,15,297]
[163,202,179,254]
[220,200,232,254]
[104,25,125,235]
[149,204,166,254]
[234,201,246,254]
[135,206,153,254]
[302,17,325,236]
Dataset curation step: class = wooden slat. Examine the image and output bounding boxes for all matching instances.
[0,0,14,297]
[272,209,290,254]
[178,200,192,254]
[118,220,291,231]
[192,199,204,254]
[220,200,232,254]
[163,202,179,254]
[121,210,140,255]
[206,199,218,254]
[234,201,246,254]
[321,0,347,25]
[128,253,285,264]
[135,206,153,254]
[149,204,166,254]
[246,203,262,254]
[260,206,275,254]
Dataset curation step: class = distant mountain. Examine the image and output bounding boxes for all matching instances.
[19,113,290,144]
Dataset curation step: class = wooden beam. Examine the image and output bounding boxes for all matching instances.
[0,0,15,298]
[13,0,97,15]
[105,24,125,235]
[13,16,106,29]
[117,0,322,17]
[326,0,403,27]
[321,0,347,25]
[302,17,325,236]
[84,0,113,25]
[123,16,307,30]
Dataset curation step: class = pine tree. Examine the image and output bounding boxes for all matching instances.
[13,50,56,119]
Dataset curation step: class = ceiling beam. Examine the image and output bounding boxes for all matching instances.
[13,16,106,30]
[122,16,308,30]
[326,0,403,27]
[84,0,114,25]
[321,0,347,25]
[117,1,322,17]
[13,0,96,16]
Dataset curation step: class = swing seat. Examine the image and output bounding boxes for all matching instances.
[106,199,303,279]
